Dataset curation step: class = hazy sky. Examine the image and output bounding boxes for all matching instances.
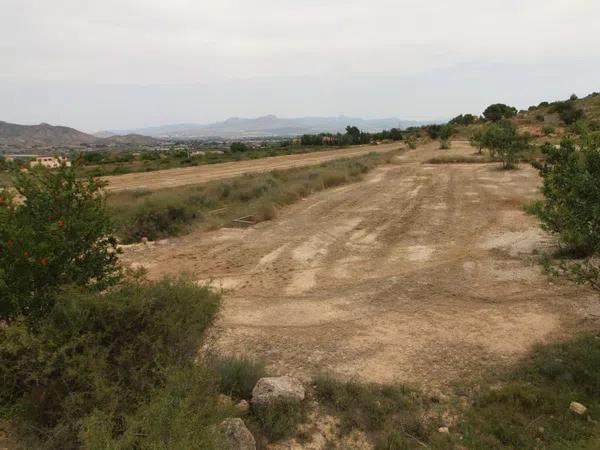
[1,0,599,131]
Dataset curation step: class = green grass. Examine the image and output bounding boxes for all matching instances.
[457,333,600,449]
[108,151,396,243]
[312,334,600,449]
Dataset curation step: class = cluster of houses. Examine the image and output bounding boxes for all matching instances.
[3,155,72,169]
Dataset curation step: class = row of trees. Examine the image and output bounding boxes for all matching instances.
[297,125,404,147]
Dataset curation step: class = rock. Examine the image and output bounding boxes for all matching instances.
[252,376,305,406]
[219,418,256,450]
[236,399,250,413]
[570,401,587,415]
[438,426,450,433]
[141,237,148,244]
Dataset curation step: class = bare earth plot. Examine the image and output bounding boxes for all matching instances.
[103,142,401,192]
[122,142,599,387]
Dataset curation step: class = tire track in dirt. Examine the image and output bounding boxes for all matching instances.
[122,142,599,387]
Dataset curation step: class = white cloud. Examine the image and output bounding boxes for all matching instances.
[1,0,599,128]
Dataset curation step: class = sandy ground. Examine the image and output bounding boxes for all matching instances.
[103,142,401,192]
[122,141,599,387]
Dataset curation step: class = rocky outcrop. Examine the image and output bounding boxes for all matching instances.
[251,376,305,406]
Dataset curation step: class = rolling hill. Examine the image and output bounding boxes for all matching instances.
[0,121,159,148]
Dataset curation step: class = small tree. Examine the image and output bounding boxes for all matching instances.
[439,124,455,149]
[470,129,485,154]
[531,137,600,290]
[483,103,518,122]
[0,165,121,321]
[482,120,530,169]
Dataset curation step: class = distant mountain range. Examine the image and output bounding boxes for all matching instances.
[104,115,442,139]
[0,115,444,148]
[0,121,159,148]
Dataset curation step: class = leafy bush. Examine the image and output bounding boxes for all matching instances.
[0,278,221,449]
[533,138,600,254]
[0,166,120,322]
[124,202,197,242]
[213,356,266,399]
[81,365,229,450]
[542,125,555,136]
[535,113,545,122]
[482,120,530,169]
[529,138,600,290]
[550,101,585,125]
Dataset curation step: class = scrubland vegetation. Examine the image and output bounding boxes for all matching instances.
[1,92,600,449]
[108,151,395,243]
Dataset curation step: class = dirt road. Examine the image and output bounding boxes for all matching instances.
[103,143,401,192]
[122,142,599,387]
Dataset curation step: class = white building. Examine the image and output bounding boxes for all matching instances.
[30,156,72,169]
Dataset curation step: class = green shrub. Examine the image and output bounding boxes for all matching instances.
[535,113,545,122]
[0,278,221,448]
[533,138,600,254]
[542,125,555,136]
[550,101,585,125]
[0,166,120,322]
[123,202,196,242]
[530,138,600,290]
[213,356,266,400]
[81,365,229,450]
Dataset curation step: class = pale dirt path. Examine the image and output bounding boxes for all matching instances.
[103,142,401,192]
[122,141,599,387]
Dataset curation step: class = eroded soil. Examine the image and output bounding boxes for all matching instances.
[122,141,599,387]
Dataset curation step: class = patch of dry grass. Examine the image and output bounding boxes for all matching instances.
[108,151,396,243]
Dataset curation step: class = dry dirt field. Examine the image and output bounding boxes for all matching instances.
[122,141,599,388]
[103,142,400,192]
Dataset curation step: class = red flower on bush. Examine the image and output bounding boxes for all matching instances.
[23,250,29,257]
[57,219,65,227]
[40,257,48,266]
[7,240,14,247]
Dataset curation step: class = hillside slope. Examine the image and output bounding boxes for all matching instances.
[0,121,96,146]
[0,121,159,148]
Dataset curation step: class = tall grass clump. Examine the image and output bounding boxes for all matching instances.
[213,356,267,400]
[313,375,435,448]
[109,151,394,243]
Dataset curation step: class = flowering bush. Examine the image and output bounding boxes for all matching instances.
[0,165,121,321]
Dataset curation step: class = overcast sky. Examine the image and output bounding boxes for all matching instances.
[1,0,599,131]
